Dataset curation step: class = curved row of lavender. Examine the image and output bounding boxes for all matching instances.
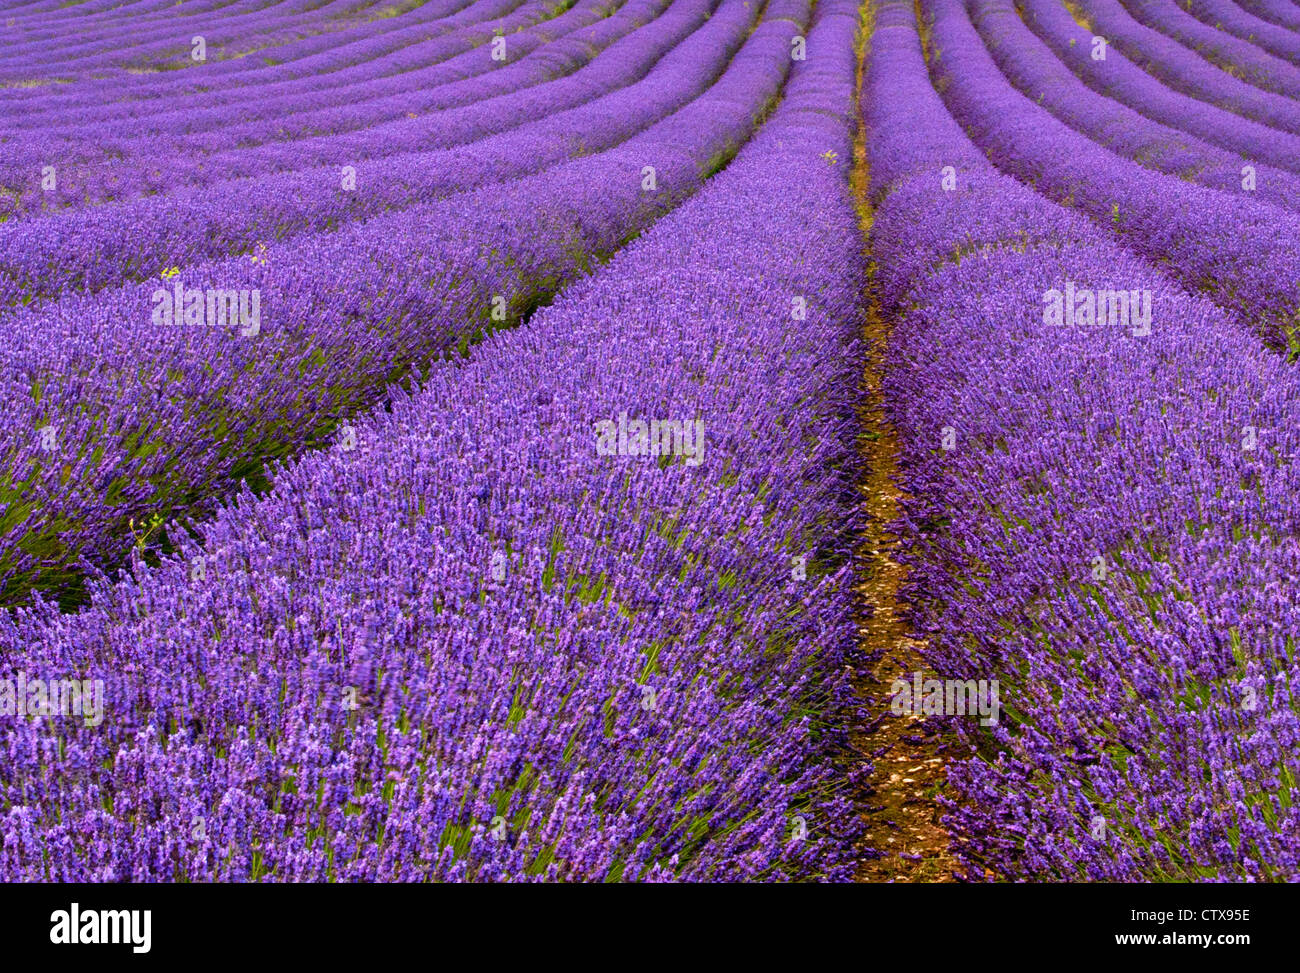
[1115,0,1300,97]
[0,0,730,302]
[0,0,477,104]
[968,0,1300,211]
[4,0,642,211]
[0,0,277,39]
[0,0,800,609]
[4,0,687,215]
[1233,0,1300,32]
[0,0,868,882]
[1015,0,1300,174]
[3,0,492,124]
[868,0,1300,881]
[0,0,558,158]
[4,0,547,125]
[17,0,562,138]
[1,0,604,203]
[1,0,386,79]
[3,0,321,39]
[0,0,370,73]
[1070,0,1300,136]
[5,0,546,138]
[1179,0,1300,65]
[920,0,1300,353]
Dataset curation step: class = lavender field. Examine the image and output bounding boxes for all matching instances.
[0,0,1296,885]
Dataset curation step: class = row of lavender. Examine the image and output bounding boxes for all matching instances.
[0,0,485,108]
[866,0,1300,880]
[0,0,868,882]
[3,0,411,79]
[1015,0,1300,174]
[1118,0,1300,96]
[0,0,700,276]
[919,0,1300,360]
[9,4,570,142]
[1177,0,1300,64]
[0,0,793,607]
[0,0,386,80]
[0,0,470,101]
[968,0,1300,212]
[2,0,628,209]
[1068,0,1300,136]
[15,0,554,140]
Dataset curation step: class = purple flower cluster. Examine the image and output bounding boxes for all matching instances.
[0,0,867,882]
[867,0,1300,880]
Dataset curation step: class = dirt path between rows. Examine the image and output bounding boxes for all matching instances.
[849,13,960,882]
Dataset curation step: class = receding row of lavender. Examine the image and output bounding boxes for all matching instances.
[864,0,1300,879]
[3,0,1299,881]
[0,0,793,603]
[0,0,874,880]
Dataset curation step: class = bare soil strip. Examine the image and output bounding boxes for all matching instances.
[850,12,960,881]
